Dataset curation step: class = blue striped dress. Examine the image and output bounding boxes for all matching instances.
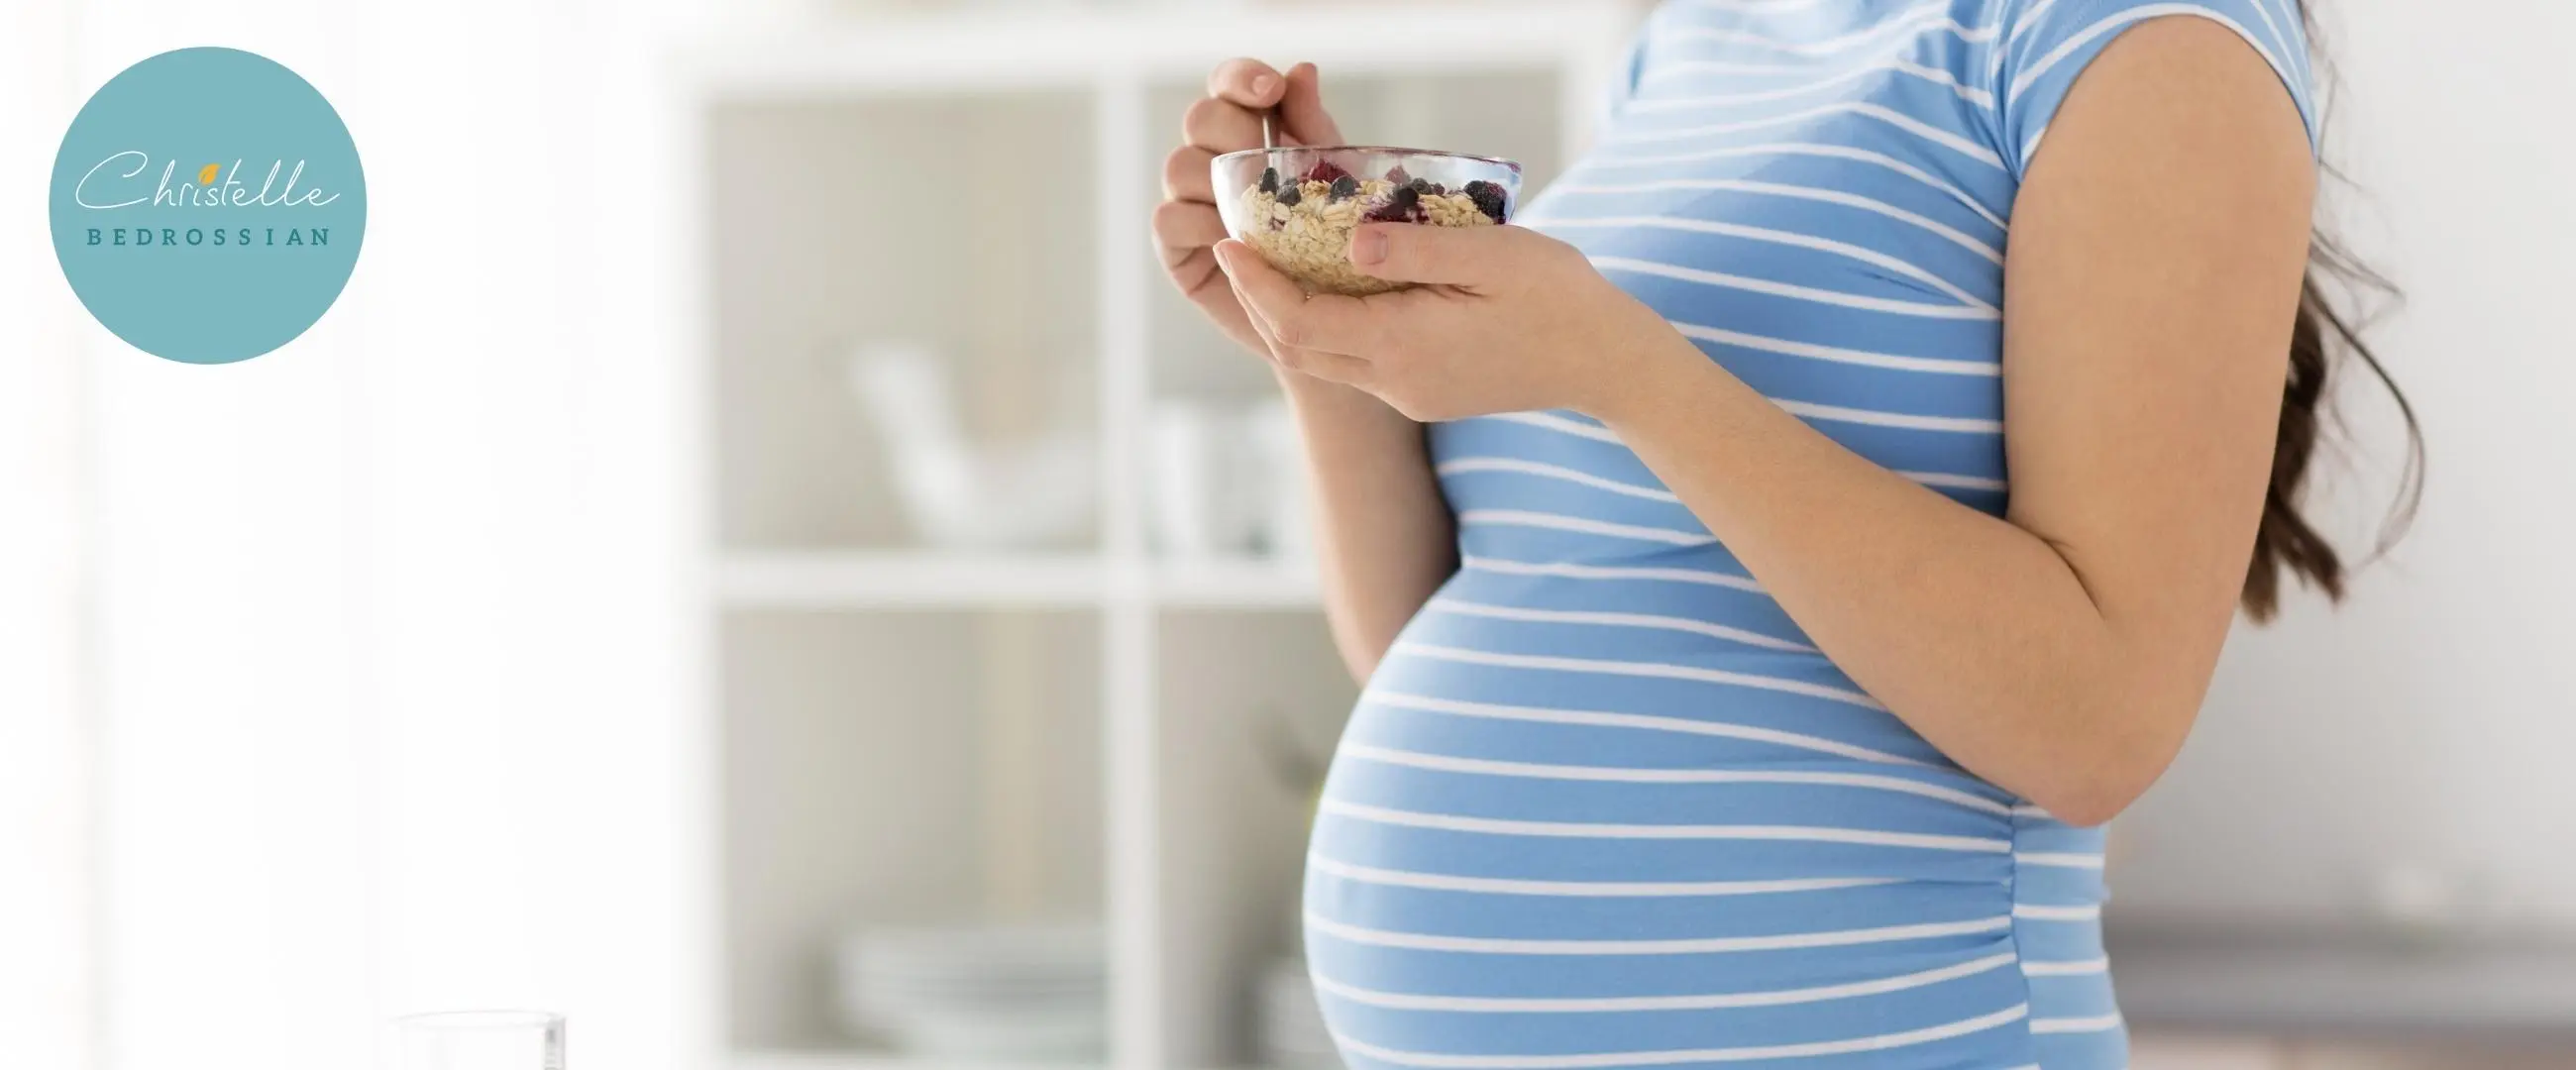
[1303,1,2319,1067]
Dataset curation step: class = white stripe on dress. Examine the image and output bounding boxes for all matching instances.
[1590,255,2003,320]
[1458,555,1768,594]
[1657,4,2000,57]
[1600,101,2009,169]
[1541,179,2005,264]
[1328,1003,2032,1068]
[1359,689,1930,767]
[1336,741,2008,811]
[2014,852,2107,869]
[1566,143,2009,229]
[2030,1013,2126,1034]
[1306,851,1908,898]
[1317,798,2013,853]
[1308,850,1916,902]
[1456,508,1716,548]
[2011,904,2103,922]
[1309,952,2018,1013]
[1481,410,1622,444]
[1427,598,1816,654]
[1304,910,2015,955]
[1437,457,1680,501]
[1544,215,1999,306]
[1666,318,2000,375]
[1774,397,2005,432]
[1391,641,1887,710]
[1638,57,1998,108]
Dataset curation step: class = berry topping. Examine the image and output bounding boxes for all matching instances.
[1362,184,1424,224]
[1258,166,1279,194]
[1302,159,1351,184]
[1462,179,1508,223]
[1384,165,1412,185]
[1274,183,1301,206]
[1328,174,1359,201]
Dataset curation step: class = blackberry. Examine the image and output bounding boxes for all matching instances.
[1462,180,1508,223]
[1274,183,1301,206]
[1363,184,1424,224]
[1328,174,1359,201]
[1258,166,1279,194]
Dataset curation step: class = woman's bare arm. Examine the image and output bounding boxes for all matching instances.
[1584,20,2316,824]
[1153,60,1454,680]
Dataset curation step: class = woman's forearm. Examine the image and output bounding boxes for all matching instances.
[1589,341,2200,825]
[1278,372,1456,683]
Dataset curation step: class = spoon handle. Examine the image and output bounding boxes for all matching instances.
[1260,106,1280,151]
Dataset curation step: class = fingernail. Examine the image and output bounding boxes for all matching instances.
[1251,74,1279,99]
[1349,228,1388,266]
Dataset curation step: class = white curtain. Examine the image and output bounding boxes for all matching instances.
[2,1,716,1067]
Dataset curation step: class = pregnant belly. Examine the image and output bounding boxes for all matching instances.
[1299,570,2115,1067]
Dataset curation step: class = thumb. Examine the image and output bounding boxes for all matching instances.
[1348,221,1538,287]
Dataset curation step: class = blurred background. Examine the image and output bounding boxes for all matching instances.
[1,1,2570,1069]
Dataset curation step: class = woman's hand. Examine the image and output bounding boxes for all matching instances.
[1214,222,1691,423]
[1154,59,1343,358]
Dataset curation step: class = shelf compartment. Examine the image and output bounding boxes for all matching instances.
[710,92,1100,552]
[722,609,1105,1050]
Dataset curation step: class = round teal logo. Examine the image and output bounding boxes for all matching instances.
[50,47,366,365]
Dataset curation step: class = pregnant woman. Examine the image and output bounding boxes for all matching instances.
[1154,2,2416,1067]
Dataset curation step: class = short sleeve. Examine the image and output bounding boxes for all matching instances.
[1993,0,2319,177]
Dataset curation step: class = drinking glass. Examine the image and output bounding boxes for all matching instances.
[392,1011,564,1070]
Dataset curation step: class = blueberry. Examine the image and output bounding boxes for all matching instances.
[1462,180,1508,223]
[1275,184,1301,206]
[1406,177,1431,194]
[1328,175,1359,201]
[1258,166,1279,194]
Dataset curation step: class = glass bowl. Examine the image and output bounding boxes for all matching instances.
[1212,146,1523,296]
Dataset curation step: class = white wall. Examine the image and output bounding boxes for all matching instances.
[10,2,716,1068]
[2113,1,2576,931]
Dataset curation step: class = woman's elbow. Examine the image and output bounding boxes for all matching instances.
[2018,705,2195,828]
[2025,780,2142,829]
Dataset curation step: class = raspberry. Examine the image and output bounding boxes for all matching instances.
[1462,180,1508,223]
[1328,175,1359,201]
[1385,165,1411,185]
[1258,166,1279,194]
[1302,159,1351,184]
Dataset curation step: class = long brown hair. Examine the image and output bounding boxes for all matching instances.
[2244,2,2424,621]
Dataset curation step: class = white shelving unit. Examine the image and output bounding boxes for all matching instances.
[676,6,1639,1069]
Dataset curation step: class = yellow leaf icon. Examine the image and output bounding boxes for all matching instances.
[198,162,220,186]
